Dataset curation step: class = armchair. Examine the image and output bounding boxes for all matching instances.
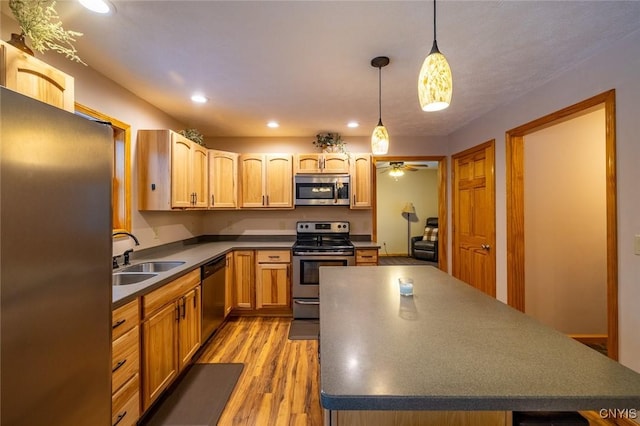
[411,217,438,261]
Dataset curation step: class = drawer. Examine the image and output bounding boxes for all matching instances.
[256,250,291,263]
[143,269,200,318]
[112,373,140,426]
[112,299,139,340]
[112,326,139,392]
[356,249,378,264]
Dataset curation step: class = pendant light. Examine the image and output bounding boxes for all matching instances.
[418,0,452,112]
[371,56,390,155]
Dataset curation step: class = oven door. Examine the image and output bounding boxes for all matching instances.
[292,255,355,298]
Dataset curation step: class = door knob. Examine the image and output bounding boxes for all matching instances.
[481,244,491,250]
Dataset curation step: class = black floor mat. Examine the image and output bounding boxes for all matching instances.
[142,363,243,426]
[288,320,319,340]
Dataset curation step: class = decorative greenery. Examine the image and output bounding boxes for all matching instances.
[179,128,205,146]
[9,0,85,65]
[313,132,347,153]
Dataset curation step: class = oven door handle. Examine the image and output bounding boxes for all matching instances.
[294,300,320,305]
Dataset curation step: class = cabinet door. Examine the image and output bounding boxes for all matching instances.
[0,41,74,112]
[142,302,178,410]
[294,154,323,174]
[192,144,209,208]
[209,151,238,208]
[224,253,234,317]
[233,250,255,309]
[178,286,201,370]
[351,154,372,209]
[265,154,293,208]
[323,154,350,174]
[239,154,265,208]
[255,263,290,309]
[171,134,193,208]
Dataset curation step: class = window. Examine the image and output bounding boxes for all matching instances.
[75,103,131,233]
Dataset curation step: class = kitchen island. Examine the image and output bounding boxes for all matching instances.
[319,265,640,425]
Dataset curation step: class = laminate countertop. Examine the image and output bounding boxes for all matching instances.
[319,265,640,411]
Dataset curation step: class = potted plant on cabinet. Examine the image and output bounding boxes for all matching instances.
[7,0,85,64]
[313,133,348,154]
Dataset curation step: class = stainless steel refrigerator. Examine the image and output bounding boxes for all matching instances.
[1,87,112,425]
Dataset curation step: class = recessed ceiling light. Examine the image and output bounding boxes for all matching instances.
[191,94,208,104]
[79,0,114,14]
[267,121,279,128]
[347,121,359,128]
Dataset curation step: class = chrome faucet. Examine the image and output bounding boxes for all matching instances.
[112,232,140,268]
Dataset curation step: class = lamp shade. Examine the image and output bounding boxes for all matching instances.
[371,123,389,155]
[402,202,416,214]
[418,41,452,112]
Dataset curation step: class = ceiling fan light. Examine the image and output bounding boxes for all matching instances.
[371,124,389,155]
[389,168,404,178]
[418,44,452,112]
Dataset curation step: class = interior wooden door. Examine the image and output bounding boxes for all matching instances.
[452,141,496,297]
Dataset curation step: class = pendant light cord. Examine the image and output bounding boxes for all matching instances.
[433,0,437,42]
[378,66,382,123]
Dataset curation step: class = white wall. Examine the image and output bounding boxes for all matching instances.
[376,169,438,256]
[448,29,640,371]
[524,108,607,335]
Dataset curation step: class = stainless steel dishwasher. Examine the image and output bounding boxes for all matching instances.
[201,256,226,342]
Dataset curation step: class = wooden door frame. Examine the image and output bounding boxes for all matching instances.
[451,140,496,296]
[506,89,618,360]
[371,155,448,272]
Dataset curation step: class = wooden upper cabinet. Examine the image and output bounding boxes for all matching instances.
[1,40,74,112]
[294,153,350,174]
[138,130,207,210]
[239,154,292,208]
[208,150,238,209]
[265,154,293,208]
[350,153,372,209]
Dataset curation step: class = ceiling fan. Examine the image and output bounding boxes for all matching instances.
[378,161,429,177]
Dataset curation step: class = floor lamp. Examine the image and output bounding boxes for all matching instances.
[402,202,416,256]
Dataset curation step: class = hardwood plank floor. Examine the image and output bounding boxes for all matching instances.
[196,316,323,425]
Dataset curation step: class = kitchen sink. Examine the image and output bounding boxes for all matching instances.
[112,272,158,286]
[119,261,186,273]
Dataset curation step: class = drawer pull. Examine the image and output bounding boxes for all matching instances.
[268,255,280,259]
[294,300,320,305]
[361,255,374,258]
[112,319,126,329]
[112,359,127,373]
[113,411,127,426]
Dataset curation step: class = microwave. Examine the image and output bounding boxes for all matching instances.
[294,175,350,206]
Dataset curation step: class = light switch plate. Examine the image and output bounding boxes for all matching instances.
[635,235,640,255]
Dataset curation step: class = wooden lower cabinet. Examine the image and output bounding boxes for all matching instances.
[326,410,509,426]
[224,252,234,317]
[111,299,140,426]
[111,373,140,426]
[142,302,179,409]
[231,250,292,315]
[233,250,255,310]
[356,248,379,266]
[255,250,291,310]
[141,270,201,411]
[178,286,201,369]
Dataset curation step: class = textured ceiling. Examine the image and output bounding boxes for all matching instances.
[5,1,640,138]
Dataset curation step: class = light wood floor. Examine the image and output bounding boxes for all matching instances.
[196,316,323,426]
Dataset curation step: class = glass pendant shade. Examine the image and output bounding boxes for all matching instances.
[371,121,389,155]
[418,41,452,112]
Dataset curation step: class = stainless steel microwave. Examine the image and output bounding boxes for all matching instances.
[294,175,350,206]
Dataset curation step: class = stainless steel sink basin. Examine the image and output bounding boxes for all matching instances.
[119,261,186,273]
[112,272,158,286]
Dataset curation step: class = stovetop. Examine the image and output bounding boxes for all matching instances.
[293,221,354,254]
